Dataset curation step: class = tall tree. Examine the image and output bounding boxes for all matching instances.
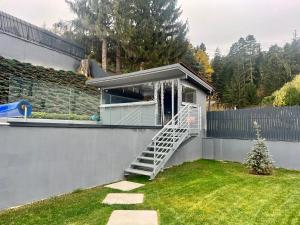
[260,45,292,96]
[181,44,203,73]
[211,48,224,95]
[123,0,188,70]
[66,0,112,72]
[212,35,261,107]
[195,43,213,82]
[111,0,134,73]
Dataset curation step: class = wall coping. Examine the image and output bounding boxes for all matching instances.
[0,118,162,129]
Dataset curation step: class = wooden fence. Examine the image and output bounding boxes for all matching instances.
[207,106,300,141]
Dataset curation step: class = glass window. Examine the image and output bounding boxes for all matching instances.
[102,83,154,104]
[182,85,196,104]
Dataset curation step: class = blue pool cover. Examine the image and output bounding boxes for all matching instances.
[0,100,32,118]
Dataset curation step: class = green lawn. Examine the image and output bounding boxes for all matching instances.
[1,160,300,225]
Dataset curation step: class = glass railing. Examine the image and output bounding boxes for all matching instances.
[100,101,158,126]
[0,75,100,123]
[0,78,160,126]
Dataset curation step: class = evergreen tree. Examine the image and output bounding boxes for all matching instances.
[212,35,261,107]
[211,48,223,95]
[111,0,134,73]
[124,0,188,70]
[260,45,292,96]
[245,121,273,175]
[66,0,113,71]
[181,44,203,73]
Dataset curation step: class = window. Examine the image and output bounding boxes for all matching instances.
[182,85,196,104]
[102,83,155,104]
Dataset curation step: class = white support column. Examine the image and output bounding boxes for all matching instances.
[160,82,164,125]
[154,82,158,126]
[99,88,103,106]
[177,79,182,110]
[99,88,103,122]
[171,80,174,124]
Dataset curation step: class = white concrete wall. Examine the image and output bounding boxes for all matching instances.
[203,138,300,171]
[0,33,80,71]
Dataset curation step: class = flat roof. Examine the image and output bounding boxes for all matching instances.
[86,63,214,93]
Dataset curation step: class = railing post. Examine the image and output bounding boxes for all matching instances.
[154,140,157,165]
[187,105,190,133]
[199,106,201,133]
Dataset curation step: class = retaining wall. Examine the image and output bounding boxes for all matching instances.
[203,138,300,171]
[0,32,80,71]
[0,125,203,210]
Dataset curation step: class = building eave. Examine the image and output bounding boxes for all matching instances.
[86,63,214,93]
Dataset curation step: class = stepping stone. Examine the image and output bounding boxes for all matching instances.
[106,210,158,225]
[105,181,144,191]
[102,193,144,205]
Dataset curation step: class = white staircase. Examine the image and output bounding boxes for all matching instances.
[125,104,201,179]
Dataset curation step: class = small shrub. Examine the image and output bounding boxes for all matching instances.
[245,121,274,175]
[31,112,90,121]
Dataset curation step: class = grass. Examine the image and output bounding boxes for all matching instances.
[1,160,300,225]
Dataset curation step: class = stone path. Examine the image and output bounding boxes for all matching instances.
[104,181,159,224]
[105,181,145,191]
[102,193,144,205]
[106,210,158,225]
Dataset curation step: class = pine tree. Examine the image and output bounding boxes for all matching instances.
[260,45,292,96]
[181,44,203,73]
[211,48,223,95]
[66,0,112,71]
[111,0,134,73]
[124,0,188,70]
[245,121,274,175]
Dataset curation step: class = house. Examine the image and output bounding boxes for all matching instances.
[87,63,213,179]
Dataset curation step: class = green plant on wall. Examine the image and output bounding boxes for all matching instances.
[0,57,100,119]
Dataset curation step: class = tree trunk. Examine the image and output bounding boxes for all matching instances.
[102,38,107,72]
[140,62,145,71]
[116,44,121,74]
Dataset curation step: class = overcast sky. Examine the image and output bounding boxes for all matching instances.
[1,0,300,57]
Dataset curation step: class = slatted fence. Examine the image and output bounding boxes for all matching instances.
[207,106,300,141]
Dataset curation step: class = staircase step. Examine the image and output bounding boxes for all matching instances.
[138,156,157,161]
[154,141,175,144]
[125,168,153,177]
[131,162,155,169]
[148,146,172,150]
[143,150,168,155]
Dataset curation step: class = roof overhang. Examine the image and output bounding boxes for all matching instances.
[86,63,214,94]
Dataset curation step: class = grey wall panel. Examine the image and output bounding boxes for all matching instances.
[203,138,300,171]
[0,33,80,71]
[0,126,203,210]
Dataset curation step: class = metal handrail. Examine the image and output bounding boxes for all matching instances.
[152,104,194,164]
[152,104,190,141]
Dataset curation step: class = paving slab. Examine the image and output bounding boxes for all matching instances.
[105,181,144,191]
[106,210,158,225]
[102,193,144,205]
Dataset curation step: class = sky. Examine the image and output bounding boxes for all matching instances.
[1,0,300,57]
